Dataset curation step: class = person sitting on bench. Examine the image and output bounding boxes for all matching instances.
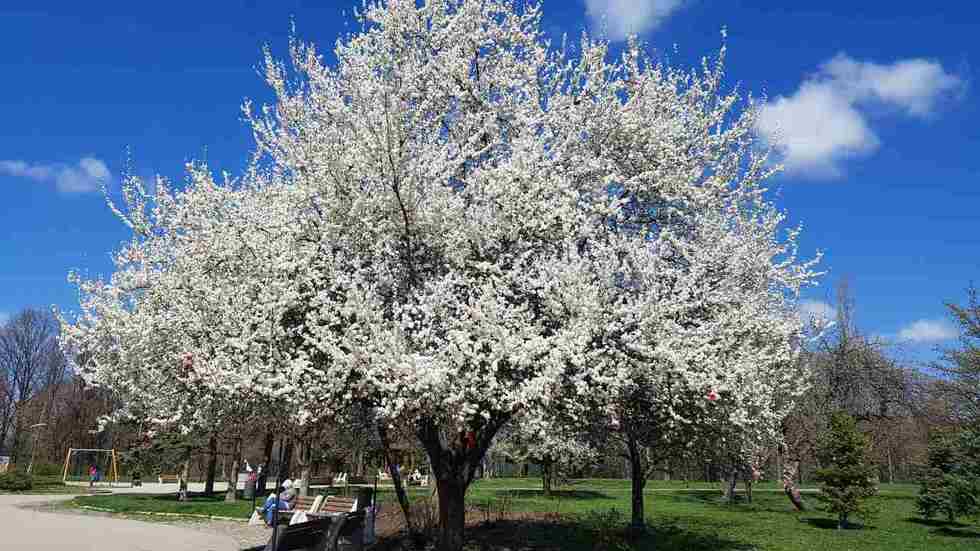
[260,480,296,526]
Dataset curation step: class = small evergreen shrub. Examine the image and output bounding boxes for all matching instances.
[813,411,879,529]
[0,472,34,492]
[917,429,980,523]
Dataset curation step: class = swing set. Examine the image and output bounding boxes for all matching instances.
[61,448,120,487]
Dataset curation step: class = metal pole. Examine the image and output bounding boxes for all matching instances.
[26,423,47,475]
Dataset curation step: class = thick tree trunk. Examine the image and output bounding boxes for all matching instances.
[378,424,415,535]
[416,416,507,551]
[435,476,467,551]
[225,438,241,503]
[626,434,647,532]
[178,458,191,502]
[204,436,217,496]
[541,460,553,498]
[782,458,806,511]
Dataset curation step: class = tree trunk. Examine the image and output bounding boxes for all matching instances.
[782,458,806,511]
[178,457,191,502]
[726,469,738,504]
[9,410,23,464]
[886,446,894,484]
[353,449,363,478]
[626,434,647,532]
[0,410,10,457]
[257,432,274,494]
[541,459,553,498]
[415,416,508,551]
[204,436,217,496]
[225,438,241,502]
[378,424,415,536]
[298,440,312,497]
[281,439,294,480]
[435,476,467,551]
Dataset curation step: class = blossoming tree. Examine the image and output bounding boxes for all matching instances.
[62,1,822,549]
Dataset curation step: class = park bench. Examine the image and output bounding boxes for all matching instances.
[158,473,180,484]
[244,511,366,551]
[317,495,358,515]
[406,474,429,487]
[275,495,325,521]
[261,493,360,525]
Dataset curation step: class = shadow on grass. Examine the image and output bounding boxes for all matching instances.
[906,518,980,539]
[437,519,757,551]
[492,489,611,500]
[800,517,872,531]
[661,491,790,514]
[906,517,971,528]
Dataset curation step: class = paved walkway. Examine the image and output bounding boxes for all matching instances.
[0,494,239,551]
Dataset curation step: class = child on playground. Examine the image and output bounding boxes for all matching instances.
[88,464,98,487]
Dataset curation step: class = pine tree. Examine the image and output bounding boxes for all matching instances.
[813,412,879,529]
[917,429,980,523]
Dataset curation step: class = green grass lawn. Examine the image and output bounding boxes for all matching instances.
[70,478,978,550]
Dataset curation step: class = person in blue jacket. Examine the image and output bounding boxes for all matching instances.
[260,479,295,526]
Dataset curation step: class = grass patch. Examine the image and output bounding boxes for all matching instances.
[69,478,978,550]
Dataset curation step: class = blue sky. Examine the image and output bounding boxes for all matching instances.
[0,1,976,362]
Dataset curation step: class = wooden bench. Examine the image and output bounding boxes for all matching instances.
[243,510,366,551]
[266,494,358,524]
[318,495,358,515]
[275,495,324,521]
[158,474,180,484]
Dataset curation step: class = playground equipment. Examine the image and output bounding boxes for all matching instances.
[61,448,120,487]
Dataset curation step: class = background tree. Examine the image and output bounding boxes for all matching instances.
[813,411,879,530]
[497,410,597,498]
[933,286,980,425]
[0,308,66,462]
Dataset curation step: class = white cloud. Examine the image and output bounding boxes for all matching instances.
[800,300,836,323]
[756,54,962,178]
[0,157,111,193]
[584,0,686,41]
[897,319,958,343]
